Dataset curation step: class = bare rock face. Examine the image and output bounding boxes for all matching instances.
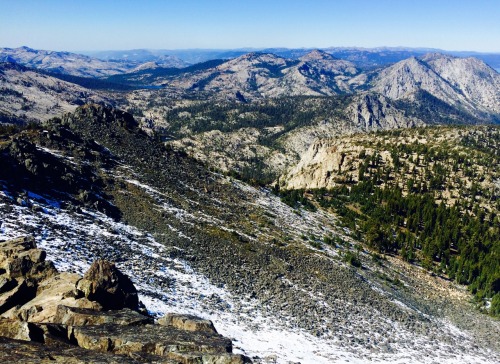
[0,236,58,282]
[76,260,139,311]
[0,336,159,364]
[0,318,34,341]
[3,272,103,323]
[0,278,36,315]
[71,323,232,356]
[0,236,250,363]
[53,305,153,326]
[158,313,218,334]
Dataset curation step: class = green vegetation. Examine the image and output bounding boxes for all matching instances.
[42,71,137,91]
[343,250,362,268]
[106,59,226,86]
[163,96,351,139]
[277,188,317,211]
[281,126,500,315]
[395,90,482,125]
[317,178,499,302]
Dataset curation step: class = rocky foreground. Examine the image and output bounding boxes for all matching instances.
[0,236,248,363]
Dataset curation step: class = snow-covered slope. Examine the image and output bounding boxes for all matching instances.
[1,180,498,364]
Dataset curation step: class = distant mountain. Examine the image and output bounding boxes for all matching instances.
[85,49,250,65]
[1,46,498,126]
[106,59,226,86]
[0,62,112,123]
[84,49,188,68]
[370,54,500,119]
[116,50,362,99]
[85,47,500,71]
[0,47,189,79]
[116,50,499,123]
[7,46,498,79]
[0,46,133,77]
[421,53,500,114]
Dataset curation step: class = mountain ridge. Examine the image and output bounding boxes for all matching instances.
[115,50,499,123]
[82,46,500,70]
[0,46,187,77]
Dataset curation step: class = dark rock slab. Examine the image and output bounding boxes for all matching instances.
[0,336,176,363]
[158,313,218,334]
[53,305,153,326]
[0,276,17,294]
[0,278,36,314]
[70,323,238,358]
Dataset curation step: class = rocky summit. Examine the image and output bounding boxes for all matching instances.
[0,236,248,363]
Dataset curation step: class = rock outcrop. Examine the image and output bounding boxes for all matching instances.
[0,236,249,363]
[76,260,139,310]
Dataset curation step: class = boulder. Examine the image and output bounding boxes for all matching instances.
[168,351,249,364]
[0,236,37,261]
[76,260,139,310]
[53,305,153,326]
[0,236,57,282]
[69,323,246,363]
[0,319,70,346]
[158,313,218,334]
[0,237,250,363]
[0,318,34,341]
[1,272,102,322]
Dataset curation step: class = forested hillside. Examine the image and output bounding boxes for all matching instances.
[279,126,500,315]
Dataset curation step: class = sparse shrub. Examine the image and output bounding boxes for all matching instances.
[371,252,384,266]
[310,241,322,250]
[490,294,500,316]
[344,251,361,268]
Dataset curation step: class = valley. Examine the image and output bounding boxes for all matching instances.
[0,45,499,363]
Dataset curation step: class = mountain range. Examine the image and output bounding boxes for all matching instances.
[83,46,500,70]
[0,46,187,77]
[0,62,113,124]
[118,49,499,125]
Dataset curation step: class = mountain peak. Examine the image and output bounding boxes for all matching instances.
[300,49,337,62]
[237,52,283,61]
[19,45,36,52]
[221,52,288,69]
[419,52,456,63]
[130,61,161,72]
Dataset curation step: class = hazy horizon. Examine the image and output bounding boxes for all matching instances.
[1,0,499,53]
[5,45,500,56]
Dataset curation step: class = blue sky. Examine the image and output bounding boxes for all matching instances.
[1,0,499,52]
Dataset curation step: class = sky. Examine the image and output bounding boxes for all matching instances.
[1,0,499,53]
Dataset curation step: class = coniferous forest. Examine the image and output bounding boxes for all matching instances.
[277,126,500,315]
